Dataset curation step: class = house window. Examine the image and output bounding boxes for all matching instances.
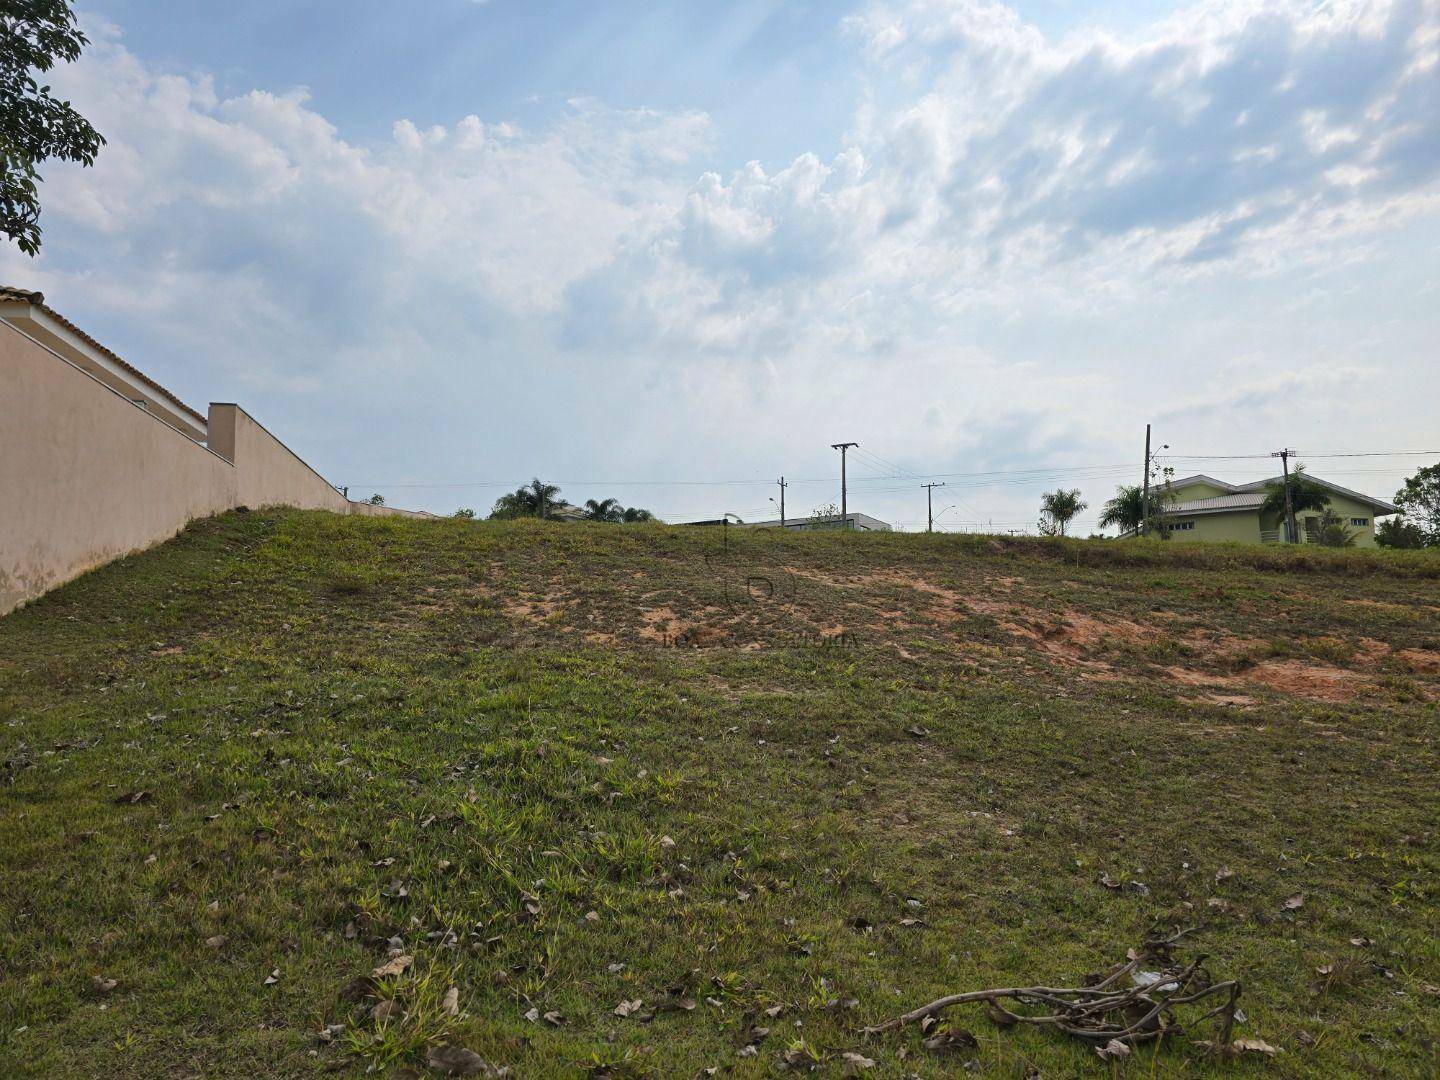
[1350,517,1369,527]
[1171,520,1196,532]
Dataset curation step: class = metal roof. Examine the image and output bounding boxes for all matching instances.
[1163,493,1267,516]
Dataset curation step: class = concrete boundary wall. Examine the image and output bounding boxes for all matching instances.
[1,318,429,615]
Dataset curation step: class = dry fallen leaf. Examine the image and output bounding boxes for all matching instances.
[1096,1038,1131,1061]
[91,976,118,993]
[922,1027,978,1054]
[1283,893,1305,911]
[205,934,227,950]
[841,1051,876,1073]
[371,999,399,1023]
[424,1044,494,1076]
[1232,1037,1280,1056]
[614,998,644,1018]
[371,954,413,979]
[442,986,460,1016]
[1215,866,1235,884]
[263,968,281,986]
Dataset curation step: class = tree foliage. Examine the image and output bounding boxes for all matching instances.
[1312,509,1356,548]
[1375,516,1425,549]
[452,508,475,519]
[1259,465,1330,525]
[1393,463,1440,546]
[583,497,622,522]
[1097,484,1158,534]
[1039,488,1087,537]
[489,481,653,523]
[2,1,105,254]
[489,478,563,520]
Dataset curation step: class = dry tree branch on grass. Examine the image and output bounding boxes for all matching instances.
[863,928,1261,1060]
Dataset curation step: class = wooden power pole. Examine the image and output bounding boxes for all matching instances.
[922,481,945,532]
[777,476,787,527]
[830,443,858,529]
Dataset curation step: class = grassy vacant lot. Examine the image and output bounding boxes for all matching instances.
[2,511,1438,1078]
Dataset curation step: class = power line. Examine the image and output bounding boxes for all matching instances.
[347,450,1432,494]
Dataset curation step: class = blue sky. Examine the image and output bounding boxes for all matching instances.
[4,0,1438,527]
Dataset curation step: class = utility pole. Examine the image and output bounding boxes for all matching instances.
[830,442,858,529]
[1141,423,1151,537]
[777,476,787,528]
[1273,448,1299,543]
[922,481,945,532]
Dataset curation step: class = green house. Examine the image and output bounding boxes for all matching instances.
[1152,474,1399,546]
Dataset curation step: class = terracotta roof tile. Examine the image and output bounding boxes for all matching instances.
[0,286,205,424]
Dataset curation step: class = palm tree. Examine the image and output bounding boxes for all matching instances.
[1097,484,1152,534]
[490,478,563,520]
[584,497,623,522]
[1259,466,1330,541]
[1039,488,1087,536]
[621,506,654,523]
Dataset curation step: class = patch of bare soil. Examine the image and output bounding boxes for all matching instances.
[503,593,570,620]
[1006,610,1151,656]
[637,605,733,647]
[1395,648,1440,674]
[1167,656,1370,702]
[1356,637,1393,662]
[1345,598,1411,612]
[1247,659,1368,702]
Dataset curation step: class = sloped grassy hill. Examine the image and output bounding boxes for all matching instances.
[1,510,1437,1078]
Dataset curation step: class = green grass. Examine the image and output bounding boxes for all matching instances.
[1,511,1437,1077]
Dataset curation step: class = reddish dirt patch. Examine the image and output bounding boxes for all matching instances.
[1345,598,1410,612]
[1356,637,1393,663]
[1167,657,1368,702]
[1245,658,1367,702]
[1395,648,1440,674]
[503,592,570,620]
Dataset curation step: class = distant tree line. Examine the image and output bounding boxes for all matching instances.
[480,479,656,523]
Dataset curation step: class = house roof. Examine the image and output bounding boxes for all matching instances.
[1161,474,1399,517]
[748,512,892,530]
[1166,474,1240,493]
[1230,475,1399,515]
[1164,492,1268,516]
[0,286,206,424]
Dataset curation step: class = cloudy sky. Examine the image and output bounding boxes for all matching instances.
[4,0,1438,529]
